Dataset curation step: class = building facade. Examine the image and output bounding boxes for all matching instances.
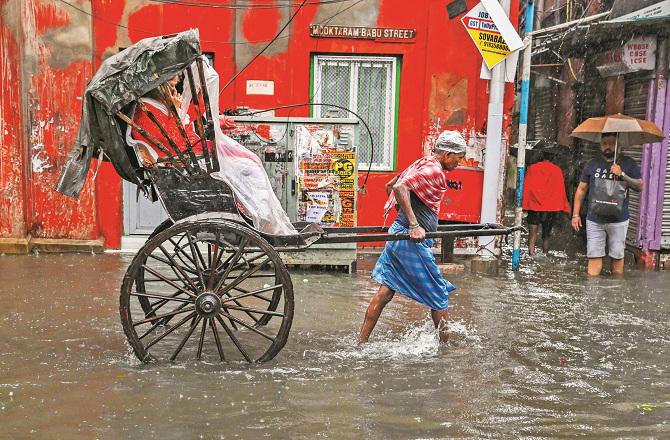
[525,0,670,268]
[1,0,518,251]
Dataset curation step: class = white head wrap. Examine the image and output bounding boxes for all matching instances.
[434,130,467,154]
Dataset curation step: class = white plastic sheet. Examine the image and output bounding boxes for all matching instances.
[181,57,297,236]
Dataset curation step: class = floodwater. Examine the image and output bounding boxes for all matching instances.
[1,250,669,439]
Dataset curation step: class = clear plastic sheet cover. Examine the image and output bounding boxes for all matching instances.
[181,57,297,236]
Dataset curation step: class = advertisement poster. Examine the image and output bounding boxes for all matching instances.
[461,1,523,69]
[297,151,357,227]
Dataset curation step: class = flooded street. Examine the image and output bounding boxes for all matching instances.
[1,251,669,439]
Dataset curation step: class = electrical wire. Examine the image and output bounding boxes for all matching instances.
[565,0,578,81]
[150,0,355,9]
[242,103,376,190]
[219,0,308,95]
[55,0,365,46]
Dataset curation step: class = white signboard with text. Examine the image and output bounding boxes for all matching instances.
[596,36,657,77]
[246,80,275,96]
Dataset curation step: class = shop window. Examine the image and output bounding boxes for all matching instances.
[312,55,400,171]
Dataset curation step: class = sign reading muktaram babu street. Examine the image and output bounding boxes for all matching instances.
[310,25,416,41]
[595,36,657,77]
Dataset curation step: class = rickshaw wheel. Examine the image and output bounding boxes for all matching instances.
[135,219,175,317]
[120,220,294,363]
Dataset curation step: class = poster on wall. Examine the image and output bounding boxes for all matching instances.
[297,150,357,227]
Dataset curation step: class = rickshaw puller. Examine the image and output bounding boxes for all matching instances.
[357,130,466,344]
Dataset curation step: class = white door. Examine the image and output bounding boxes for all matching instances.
[123,180,169,235]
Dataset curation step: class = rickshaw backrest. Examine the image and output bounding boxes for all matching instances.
[151,167,237,221]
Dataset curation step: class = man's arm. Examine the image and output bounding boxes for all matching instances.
[571,181,588,231]
[611,164,643,191]
[385,175,399,196]
[392,181,424,241]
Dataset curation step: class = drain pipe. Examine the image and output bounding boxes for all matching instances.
[512,1,535,270]
[477,0,513,262]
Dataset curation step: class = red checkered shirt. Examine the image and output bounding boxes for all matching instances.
[383,156,447,220]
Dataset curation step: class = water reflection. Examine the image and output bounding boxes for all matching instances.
[0,252,669,438]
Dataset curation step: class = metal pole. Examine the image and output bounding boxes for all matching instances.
[478,0,513,256]
[512,0,535,270]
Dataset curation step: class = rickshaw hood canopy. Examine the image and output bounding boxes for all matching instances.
[57,29,202,197]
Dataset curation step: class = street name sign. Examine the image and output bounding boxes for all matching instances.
[310,25,416,42]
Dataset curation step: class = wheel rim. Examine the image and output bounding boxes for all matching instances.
[120,220,294,363]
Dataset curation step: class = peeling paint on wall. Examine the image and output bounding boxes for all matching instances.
[312,0,379,27]
[235,6,289,69]
[423,120,486,168]
[1,0,28,237]
[20,0,97,240]
[110,0,150,58]
[41,9,93,68]
[428,72,468,125]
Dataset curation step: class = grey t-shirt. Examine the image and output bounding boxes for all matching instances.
[394,192,438,232]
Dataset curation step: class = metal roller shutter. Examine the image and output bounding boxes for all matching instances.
[662,142,670,248]
[530,83,556,141]
[623,73,651,247]
[578,63,607,164]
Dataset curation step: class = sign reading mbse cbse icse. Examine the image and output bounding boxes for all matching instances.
[595,36,657,77]
[461,1,523,69]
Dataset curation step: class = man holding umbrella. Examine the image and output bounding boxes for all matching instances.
[570,114,663,276]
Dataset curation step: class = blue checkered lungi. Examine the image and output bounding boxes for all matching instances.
[371,221,455,311]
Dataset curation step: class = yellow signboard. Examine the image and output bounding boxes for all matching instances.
[461,2,521,70]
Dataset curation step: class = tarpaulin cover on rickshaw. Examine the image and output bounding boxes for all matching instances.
[56,29,202,197]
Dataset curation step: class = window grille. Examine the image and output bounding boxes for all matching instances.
[313,55,398,171]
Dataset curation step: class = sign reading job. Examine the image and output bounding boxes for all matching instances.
[461,1,523,69]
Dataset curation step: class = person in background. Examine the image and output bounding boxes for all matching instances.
[571,133,643,276]
[357,130,466,345]
[522,151,570,256]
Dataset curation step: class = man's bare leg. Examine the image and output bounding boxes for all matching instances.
[528,225,539,256]
[430,309,449,343]
[357,285,395,344]
[611,258,625,275]
[587,257,603,276]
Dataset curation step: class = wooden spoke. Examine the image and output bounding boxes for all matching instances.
[221,293,261,325]
[210,318,226,362]
[168,237,198,269]
[215,316,252,363]
[222,284,282,304]
[231,286,272,302]
[213,237,249,292]
[143,277,199,283]
[217,256,272,298]
[133,306,195,327]
[227,251,267,273]
[219,310,275,342]
[130,291,193,304]
[140,265,197,298]
[185,231,206,288]
[196,318,208,360]
[207,230,223,290]
[145,290,192,317]
[224,304,284,317]
[157,245,200,292]
[170,316,202,361]
[145,311,197,351]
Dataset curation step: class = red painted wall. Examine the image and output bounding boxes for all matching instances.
[2,0,518,248]
[0,0,27,238]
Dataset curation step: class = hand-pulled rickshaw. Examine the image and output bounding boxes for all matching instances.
[57,30,521,364]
